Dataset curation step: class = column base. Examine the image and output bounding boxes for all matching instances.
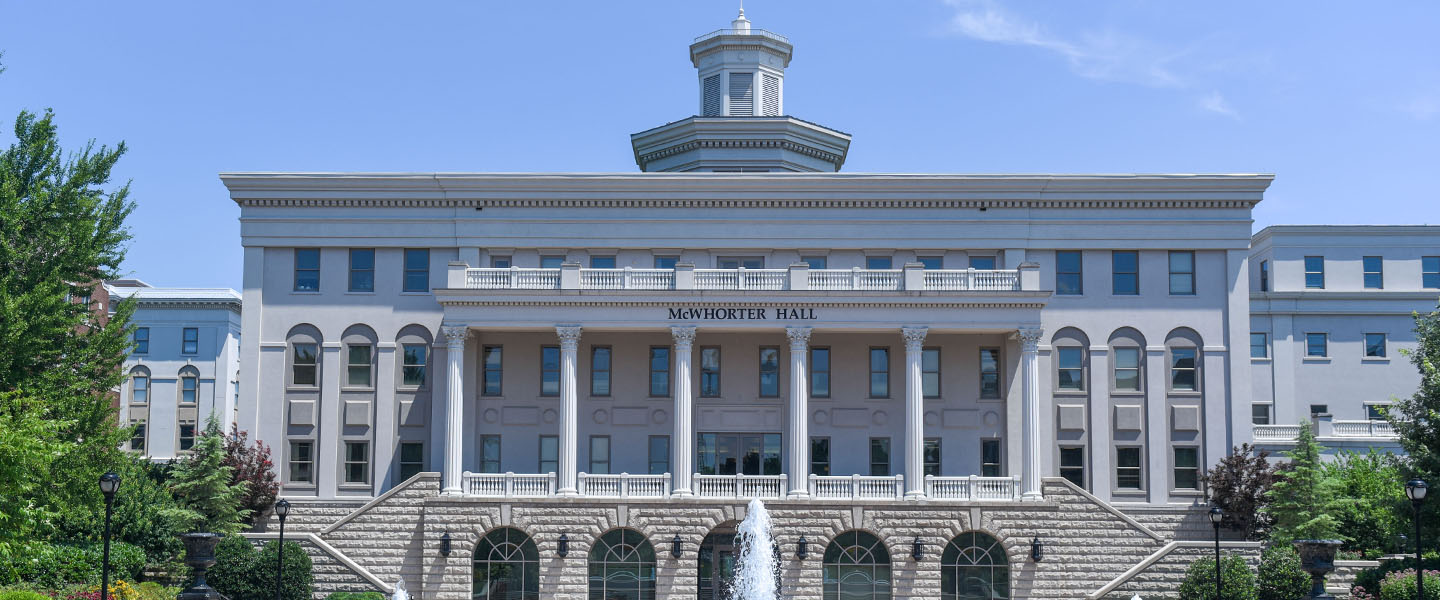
[904,491,927,501]
[670,489,694,498]
[787,490,810,499]
[556,488,579,497]
[1021,491,1044,502]
[441,486,462,496]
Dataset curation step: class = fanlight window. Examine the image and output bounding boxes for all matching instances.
[823,530,891,600]
[941,532,1010,600]
[588,528,656,600]
[472,527,539,600]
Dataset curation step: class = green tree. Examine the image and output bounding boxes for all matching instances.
[1178,554,1258,600]
[52,454,192,563]
[1206,444,1277,541]
[1257,545,1310,600]
[1324,449,1408,556]
[1265,422,1347,544]
[169,416,249,533]
[1391,302,1440,541]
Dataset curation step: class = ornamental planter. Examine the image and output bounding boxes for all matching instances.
[1293,539,1343,600]
[179,532,224,600]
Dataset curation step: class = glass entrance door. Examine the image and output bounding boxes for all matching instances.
[697,433,781,475]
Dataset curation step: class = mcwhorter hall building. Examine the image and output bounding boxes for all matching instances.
[212,10,1440,600]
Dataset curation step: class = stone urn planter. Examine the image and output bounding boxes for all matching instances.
[179,533,224,600]
[1293,539,1343,600]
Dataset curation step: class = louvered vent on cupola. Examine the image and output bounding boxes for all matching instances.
[702,75,722,116]
[762,74,780,116]
[728,72,754,116]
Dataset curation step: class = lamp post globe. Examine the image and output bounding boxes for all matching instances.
[1405,479,1428,600]
[98,472,120,600]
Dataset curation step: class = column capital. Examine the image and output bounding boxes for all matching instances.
[556,325,583,351]
[785,327,812,351]
[1017,327,1045,352]
[670,325,697,349]
[441,324,469,349]
[901,327,928,351]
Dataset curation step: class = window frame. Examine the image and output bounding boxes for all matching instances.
[400,343,427,388]
[923,438,942,477]
[717,256,765,269]
[1059,446,1085,488]
[758,346,780,398]
[1168,346,1199,392]
[699,346,722,397]
[1250,332,1269,359]
[981,439,1003,477]
[810,347,831,398]
[648,435,669,475]
[1055,250,1083,295]
[921,347,941,399]
[346,343,373,388]
[1364,332,1387,358]
[801,255,828,269]
[979,347,1002,400]
[179,370,198,405]
[1305,332,1329,358]
[969,255,997,270]
[129,420,147,452]
[1424,256,1440,289]
[1111,346,1142,393]
[589,435,611,474]
[178,421,197,453]
[1251,403,1272,425]
[1172,446,1201,491]
[1112,250,1139,295]
[868,437,891,476]
[1259,259,1269,292]
[398,442,425,481]
[482,345,502,396]
[590,345,612,397]
[538,436,558,474]
[348,248,375,292]
[864,256,893,270]
[1304,256,1325,289]
[1363,256,1384,289]
[868,347,890,399]
[182,327,199,355]
[653,255,678,269]
[130,370,149,404]
[916,256,943,269]
[291,342,319,388]
[343,440,370,485]
[1115,446,1144,491]
[133,327,149,354]
[402,248,430,293]
[589,255,616,269]
[1168,250,1196,296]
[1055,346,1086,392]
[540,255,565,269]
[293,248,320,292]
[649,346,671,397]
[489,255,512,268]
[810,436,831,476]
[480,435,501,474]
[288,440,315,484]
[540,346,560,397]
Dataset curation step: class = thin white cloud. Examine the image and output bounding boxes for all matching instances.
[1400,90,1440,121]
[1199,91,1239,119]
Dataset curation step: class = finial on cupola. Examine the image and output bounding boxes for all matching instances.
[732,3,751,33]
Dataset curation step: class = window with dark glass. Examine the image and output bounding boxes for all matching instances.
[801,256,828,269]
[490,256,512,268]
[1304,256,1325,288]
[1116,447,1142,489]
[180,373,197,404]
[540,255,564,269]
[1306,333,1328,357]
[810,348,831,398]
[1056,347,1084,391]
[294,248,320,292]
[1056,250,1082,295]
[717,257,764,269]
[292,343,318,386]
[1112,251,1139,295]
[1174,447,1200,490]
[134,327,149,353]
[1365,333,1387,357]
[650,346,671,397]
[922,348,941,398]
[653,256,678,269]
[349,248,375,292]
[131,373,148,403]
[1363,256,1384,289]
[289,441,313,483]
[940,532,1008,600]
[591,346,611,396]
[1251,403,1271,425]
[869,437,891,476]
[969,255,996,269]
[1311,404,1329,416]
[869,348,890,398]
[865,256,892,270]
[979,348,1001,399]
[822,531,891,600]
[759,347,780,397]
[590,255,616,269]
[588,529,656,600]
[917,256,943,269]
[810,437,831,476]
[695,433,781,476]
[347,344,372,386]
[589,436,611,474]
[480,435,501,473]
[1168,251,1195,295]
[648,436,669,475]
[402,344,426,386]
[182,327,198,354]
[130,422,146,451]
[1113,347,1140,392]
[540,346,560,396]
[1250,333,1268,358]
[981,439,1002,477]
[344,441,369,484]
[923,438,941,477]
[1260,259,1269,292]
[1170,347,1197,391]
[402,248,429,292]
[538,436,558,474]
[1425,256,1440,289]
[700,347,721,397]
[473,528,540,600]
[481,346,502,395]
[1367,404,1389,421]
[1060,446,1084,487]
[398,442,424,481]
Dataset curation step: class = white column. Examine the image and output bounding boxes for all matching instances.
[671,326,696,497]
[440,324,469,495]
[556,325,583,496]
[902,327,928,499]
[1019,327,1045,501]
[785,327,812,498]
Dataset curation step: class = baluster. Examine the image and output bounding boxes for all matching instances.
[623,266,633,289]
[620,473,629,498]
[852,266,862,290]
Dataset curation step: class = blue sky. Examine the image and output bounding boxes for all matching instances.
[2,1,1437,289]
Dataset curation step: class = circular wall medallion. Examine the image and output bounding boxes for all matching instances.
[542,409,558,424]
[983,411,1000,427]
[924,411,940,427]
[482,409,499,424]
[593,409,609,424]
[652,409,667,424]
[871,411,888,426]
[813,410,829,425]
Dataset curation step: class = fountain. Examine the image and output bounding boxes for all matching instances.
[729,497,779,600]
[392,578,409,600]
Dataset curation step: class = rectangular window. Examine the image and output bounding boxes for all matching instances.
[810,437,831,476]
[1174,447,1200,490]
[801,256,828,269]
[979,348,1001,399]
[590,346,612,396]
[182,327,198,354]
[179,422,196,452]
[1365,333,1387,357]
[130,422,146,451]
[1260,259,1269,292]
[717,256,764,269]
[1057,347,1084,391]
[294,248,320,292]
[648,436,669,475]
[132,374,148,404]
[654,256,678,269]
[1252,403,1272,425]
[923,438,941,477]
[869,348,890,398]
[134,327,149,354]
[1116,447,1143,489]
[810,348,831,398]
[1311,404,1329,416]
[650,346,671,397]
[402,344,427,386]
[292,343,318,386]
[1171,347,1198,391]
[917,256,943,269]
[869,437,891,476]
[1363,256,1384,289]
[489,256,512,268]
[981,439,1002,477]
[590,256,616,269]
[1367,404,1389,421]
[1306,333,1328,357]
[539,436,558,474]
[1059,446,1084,488]
[759,347,780,397]
[540,346,560,396]
[1056,250,1083,295]
[1304,256,1325,288]
[700,347,722,397]
[540,255,565,269]
[1112,251,1139,295]
[1168,251,1195,295]
[289,441,314,483]
[399,442,424,481]
[1425,256,1440,289]
[589,436,611,474]
[969,256,997,270]
[180,375,197,404]
[348,248,375,292]
[865,256,893,270]
[479,435,501,474]
[402,248,429,292]
[344,441,369,484]
[695,433,781,476]
[922,348,941,398]
[1113,347,1141,391]
[1250,333,1269,358]
[347,345,372,386]
[482,346,502,396]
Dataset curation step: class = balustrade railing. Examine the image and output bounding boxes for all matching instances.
[1331,420,1398,438]
[580,268,675,290]
[466,267,560,289]
[1252,424,1303,442]
[456,472,1030,502]
[461,472,556,497]
[693,474,786,499]
[923,269,1020,291]
[461,266,1025,292]
[577,472,671,498]
[924,475,1019,501]
[808,474,905,500]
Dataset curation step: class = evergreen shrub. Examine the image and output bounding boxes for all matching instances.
[1178,554,1257,600]
[1257,545,1309,600]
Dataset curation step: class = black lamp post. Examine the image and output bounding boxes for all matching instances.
[1406,479,1428,599]
[274,499,290,600]
[98,472,120,600]
[1209,506,1224,600]
[796,536,808,560]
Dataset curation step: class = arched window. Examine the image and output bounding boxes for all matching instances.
[1165,328,1203,393]
[822,531,891,600]
[941,532,1009,600]
[1051,328,1090,392]
[472,527,539,600]
[178,366,199,405]
[130,367,150,404]
[286,324,322,388]
[588,528,656,600]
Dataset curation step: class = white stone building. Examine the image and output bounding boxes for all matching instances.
[108,279,242,460]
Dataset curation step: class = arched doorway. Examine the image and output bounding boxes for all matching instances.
[941,531,1009,599]
[697,522,738,600]
[822,530,891,599]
